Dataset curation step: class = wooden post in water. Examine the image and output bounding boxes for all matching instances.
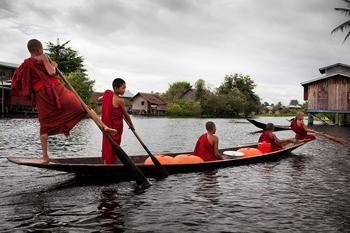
[307,113,314,125]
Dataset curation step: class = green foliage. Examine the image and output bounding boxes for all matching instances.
[45,38,95,106]
[162,81,192,102]
[67,71,95,104]
[332,0,350,42]
[165,74,261,117]
[46,39,86,75]
[194,79,206,101]
[167,99,202,117]
[215,74,260,116]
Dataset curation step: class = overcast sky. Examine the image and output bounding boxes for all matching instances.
[0,0,349,104]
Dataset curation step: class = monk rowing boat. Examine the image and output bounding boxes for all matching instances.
[247,119,291,131]
[7,142,307,181]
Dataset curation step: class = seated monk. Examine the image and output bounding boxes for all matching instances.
[290,112,316,141]
[194,121,223,161]
[259,123,296,151]
[11,39,115,163]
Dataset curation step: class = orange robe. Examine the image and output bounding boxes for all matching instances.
[290,118,316,140]
[258,131,283,151]
[194,133,217,161]
[101,90,124,164]
[11,58,85,135]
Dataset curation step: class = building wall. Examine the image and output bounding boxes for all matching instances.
[306,76,350,111]
[132,95,149,112]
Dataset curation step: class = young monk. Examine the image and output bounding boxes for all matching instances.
[290,112,316,141]
[101,78,135,164]
[259,123,296,151]
[194,121,224,161]
[11,39,115,163]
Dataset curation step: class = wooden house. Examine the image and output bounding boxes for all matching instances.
[301,63,350,125]
[131,92,167,116]
[0,61,36,117]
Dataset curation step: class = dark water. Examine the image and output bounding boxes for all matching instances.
[0,117,349,232]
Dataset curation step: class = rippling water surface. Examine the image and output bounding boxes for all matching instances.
[0,117,349,232]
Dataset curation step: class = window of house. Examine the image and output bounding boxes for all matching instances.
[141,101,144,105]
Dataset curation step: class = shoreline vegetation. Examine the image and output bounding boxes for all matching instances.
[42,39,307,119]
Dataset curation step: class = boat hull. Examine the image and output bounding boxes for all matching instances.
[247,119,291,131]
[7,143,306,180]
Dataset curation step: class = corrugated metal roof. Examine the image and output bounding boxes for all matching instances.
[301,73,350,86]
[0,61,19,69]
[319,63,350,74]
[131,92,167,105]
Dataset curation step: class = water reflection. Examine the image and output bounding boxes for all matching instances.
[0,117,349,232]
[97,188,125,232]
[194,171,222,206]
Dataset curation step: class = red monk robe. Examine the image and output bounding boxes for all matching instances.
[290,118,316,141]
[194,133,217,161]
[11,58,85,136]
[101,90,123,164]
[258,131,283,151]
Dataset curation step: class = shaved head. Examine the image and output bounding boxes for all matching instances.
[27,39,43,53]
[205,121,216,131]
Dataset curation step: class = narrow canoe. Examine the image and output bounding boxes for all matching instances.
[7,142,307,180]
[247,119,291,131]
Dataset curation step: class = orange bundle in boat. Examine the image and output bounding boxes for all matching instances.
[173,154,204,164]
[237,148,263,157]
[144,155,175,165]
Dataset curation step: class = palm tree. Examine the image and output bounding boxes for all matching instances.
[332,0,350,42]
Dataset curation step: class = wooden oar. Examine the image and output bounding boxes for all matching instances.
[313,130,347,145]
[55,68,151,188]
[124,118,168,178]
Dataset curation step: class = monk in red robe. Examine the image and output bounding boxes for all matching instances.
[290,112,316,141]
[101,78,135,164]
[11,39,115,163]
[194,121,223,161]
[259,123,296,151]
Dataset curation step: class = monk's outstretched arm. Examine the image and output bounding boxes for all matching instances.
[273,134,295,145]
[301,121,315,133]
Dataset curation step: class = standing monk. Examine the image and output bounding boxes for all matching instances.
[290,112,316,141]
[101,78,135,164]
[11,39,114,163]
[194,121,223,161]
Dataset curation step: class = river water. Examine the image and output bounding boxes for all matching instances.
[0,117,349,232]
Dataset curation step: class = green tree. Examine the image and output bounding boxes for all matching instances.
[194,79,206,101]
[46,39,86,75]
[332,0,350,42]
[162,81,192,102]
[45,39,95,105]
[67,71,95,104]
[166,99,202,117]
[217,74,260,116]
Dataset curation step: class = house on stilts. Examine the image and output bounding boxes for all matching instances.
[301,63,350,126]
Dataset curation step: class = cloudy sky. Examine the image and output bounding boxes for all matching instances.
[0,0,349,104]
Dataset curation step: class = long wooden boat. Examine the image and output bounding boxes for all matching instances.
[247,119,291,131]
[7,142,307,181]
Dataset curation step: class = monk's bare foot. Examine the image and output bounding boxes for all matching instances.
[41,156,49,164]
